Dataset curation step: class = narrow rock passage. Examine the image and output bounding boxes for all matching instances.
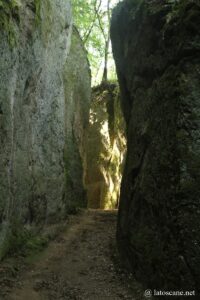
[5,210,143,300]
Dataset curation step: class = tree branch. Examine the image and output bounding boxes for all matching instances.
[83,0,101,44]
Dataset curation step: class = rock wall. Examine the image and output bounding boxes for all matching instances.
[85,84,126,209]
[0,1,90,258]
[63,27,91,212]
[111,0,200,293]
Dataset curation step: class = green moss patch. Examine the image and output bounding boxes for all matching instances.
[0,0,21,47]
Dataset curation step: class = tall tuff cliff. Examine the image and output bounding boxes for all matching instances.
[64,27,91,212]
[111,0,200,293]
[85,84,126,209]
[0,1,91,258]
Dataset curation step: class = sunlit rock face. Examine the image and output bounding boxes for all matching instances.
[111,0,200,293]
[85,84,126,209]
[0,1,90,258]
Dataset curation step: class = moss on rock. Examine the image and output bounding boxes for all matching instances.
[0,0,21,47]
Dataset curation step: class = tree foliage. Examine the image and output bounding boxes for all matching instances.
[72,0,120,85]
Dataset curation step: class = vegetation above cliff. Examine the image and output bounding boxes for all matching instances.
[73,0,120,85]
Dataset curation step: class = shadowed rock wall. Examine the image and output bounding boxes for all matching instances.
[0,1,90,258]
[111,0,200,293]
[64,27,91,212]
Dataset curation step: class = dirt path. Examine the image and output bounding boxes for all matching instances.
[2,210,145,300]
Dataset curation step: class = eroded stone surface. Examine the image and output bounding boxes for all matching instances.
[0,1,90,258]
[111,0,200,292]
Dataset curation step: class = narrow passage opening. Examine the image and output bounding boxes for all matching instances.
[73,0,127,210]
